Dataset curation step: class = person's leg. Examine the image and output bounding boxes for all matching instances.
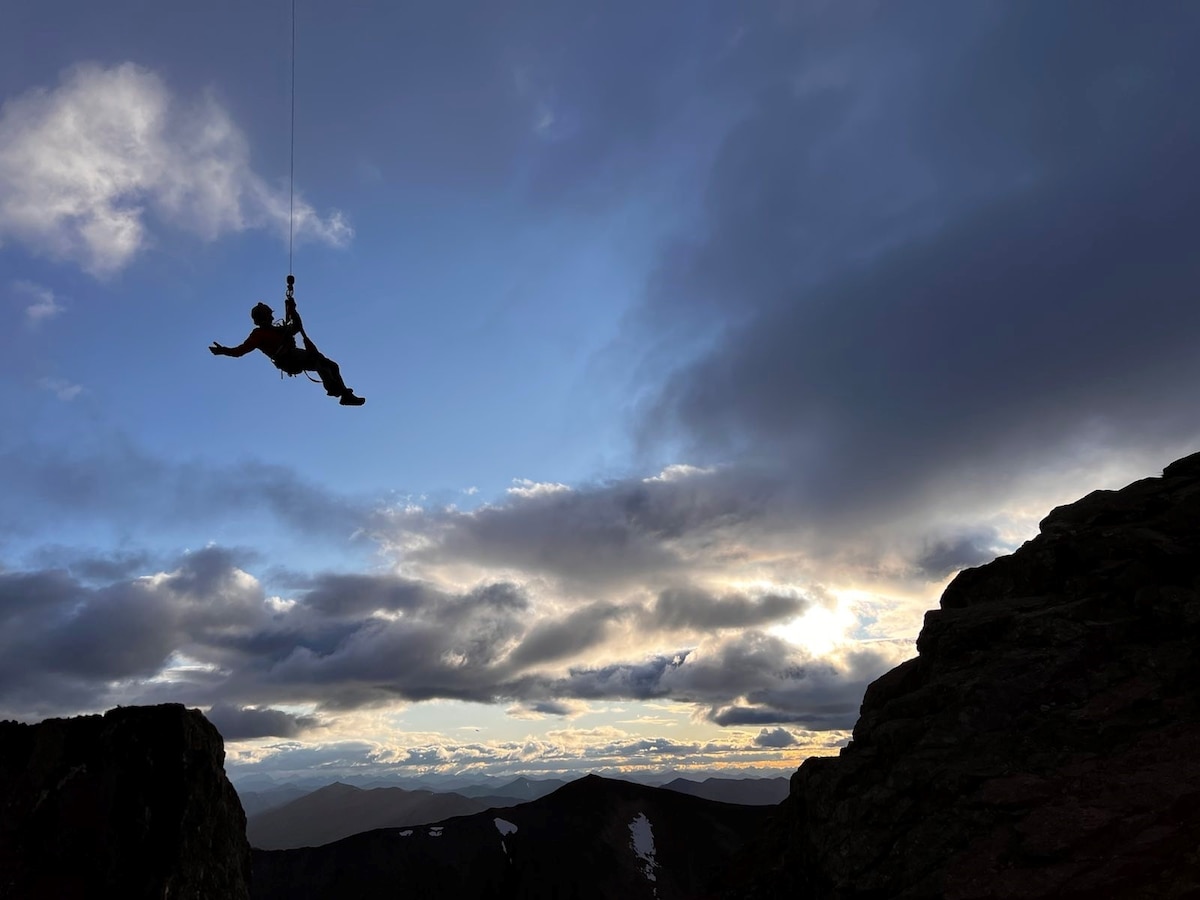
[297,349,363,403]
[314,356,348,397]
[289,348,346,395]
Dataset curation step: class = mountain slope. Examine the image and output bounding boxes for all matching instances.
[238,785,311,818]
[726,452,1200,898]
[247,782,488,849]
[455,776,567,801]
[252,774,773,899]
[662,777,790,806]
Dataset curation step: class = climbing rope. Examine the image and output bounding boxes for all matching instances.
[281,1,325,388]
[284,0,315,382]
[288,0,296,277]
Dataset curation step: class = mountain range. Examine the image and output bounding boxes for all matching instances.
[247,782,492,850]
[251,774,774,899]
[243,775,789,849]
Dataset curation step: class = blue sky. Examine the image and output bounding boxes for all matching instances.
[3,1,1200,785]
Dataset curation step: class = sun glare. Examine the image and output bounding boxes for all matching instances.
[770,592,859,656]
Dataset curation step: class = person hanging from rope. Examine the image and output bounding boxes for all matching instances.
[209,279,366,406]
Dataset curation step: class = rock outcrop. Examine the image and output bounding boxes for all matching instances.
[0,703,251,899]
[731,452,1200,898]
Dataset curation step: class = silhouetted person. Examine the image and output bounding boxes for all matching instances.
[210,298,365,406]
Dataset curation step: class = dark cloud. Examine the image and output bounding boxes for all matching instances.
[632,1,1200,527]
[508,602,629,667]
[712,705,849,729]
[0,569,79,621]
[299,573,438,618]
[22,548,157,584]
[545,653,689,703]
[647,588,806,631]
[915,529,1004,580]
[396,467,778,588]
[526,699,576,717]
[537,634,903,731]
[0,539,910,730]
[206,703,322,741]
[754,727,798,749]
[0,440,376,545]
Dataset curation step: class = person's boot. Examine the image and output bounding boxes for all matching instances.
[339,390,366,406]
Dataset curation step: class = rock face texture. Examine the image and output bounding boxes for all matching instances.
[731,452,1200,899]
[0,704,251,900]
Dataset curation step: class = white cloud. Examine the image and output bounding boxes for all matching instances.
[0,62,352,277]
[13,280,64,325]
[642,464,713,483]
[37,376,83,401]
[506,478,571,498]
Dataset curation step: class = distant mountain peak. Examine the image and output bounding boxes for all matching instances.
[253,771,773,898]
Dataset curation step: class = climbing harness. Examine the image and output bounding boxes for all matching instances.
[277,274,322,383]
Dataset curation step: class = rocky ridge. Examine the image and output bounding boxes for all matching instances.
[731,452,1200,898]
[0,704,251,900]
[253,773,772,899]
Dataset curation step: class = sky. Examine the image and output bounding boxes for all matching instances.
[2,0,1200,787]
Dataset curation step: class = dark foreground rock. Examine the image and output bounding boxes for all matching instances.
[0,703,251,899]
[253,773,772,899]
[726,452,1200,899]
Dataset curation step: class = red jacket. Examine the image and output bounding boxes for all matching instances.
[225,324,300,360]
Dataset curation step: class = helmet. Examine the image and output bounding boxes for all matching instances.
[251,302,274,326]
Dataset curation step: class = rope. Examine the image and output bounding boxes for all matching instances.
[288,0,296,275]
[284,1,318,391]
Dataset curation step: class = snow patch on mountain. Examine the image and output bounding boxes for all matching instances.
[628,812,659,889]
[494,818,518,836]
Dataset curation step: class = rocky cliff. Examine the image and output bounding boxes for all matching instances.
[732,452,1200,899]
[0,703,251,899]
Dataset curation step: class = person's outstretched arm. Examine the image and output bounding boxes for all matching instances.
[209,333,258,357]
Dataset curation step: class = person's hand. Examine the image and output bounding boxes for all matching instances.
[209,342,226,355]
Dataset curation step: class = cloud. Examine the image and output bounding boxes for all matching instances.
[506,699,587,719]
[0,546,269,718]
[36,377,83,401]
[0,62,350,276]
[646,588,806,631]
[631,0,1200,535]
[226,726,831,783]
[0,439,375,545]
[914,529,1005,580]
[507,602,630,668]
[206,703,322,741]
[22,548,156,584]
[13,280,63,325]
[382,463,781,591]
[0,542,904,735]
[754,727,797,749]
